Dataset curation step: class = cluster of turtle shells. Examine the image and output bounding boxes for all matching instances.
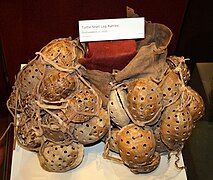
[108,56,205,173]
[7,38,110,172]
[7,37,205,175]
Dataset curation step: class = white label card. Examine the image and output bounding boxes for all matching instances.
[79,17,144,42]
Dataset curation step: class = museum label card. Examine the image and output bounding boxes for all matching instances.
[79,17,144,42]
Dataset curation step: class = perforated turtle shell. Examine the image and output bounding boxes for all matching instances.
[73,108,110,145]
[160,100,193,151]
[39,38,84,68]
[108,127,120,153]
[16,113,42,151]
[38,140,84,172]
[186,86,205,123]
[41,110,74,143]
[159,71,182,107]
[18,57,45,98]
[38,68,77,102]
[65,83,101,123]
[109,87,130,127]
[20,95,38,119]
[117,124,156,167]
[152,122,168,153]
[129,152,160,174]
[166,56,190,84]
[127,78,163,126]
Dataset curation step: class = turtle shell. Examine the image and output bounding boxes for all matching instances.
[108,127,120,153]
[41,110,74,143]
[152,122,168,153]
[39,38,84,68]
[159,71,182,107]
[39,68,77,102]
[127,78,163,126]
[18,57,45,98]
[186,86,205,123]
[65,82,101,123]
[117,124,156,167]
[160,100,193,151]
[38,140,84,172]
[16,113,42,152]
[73,108,110,145]
[109,87,130,127]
